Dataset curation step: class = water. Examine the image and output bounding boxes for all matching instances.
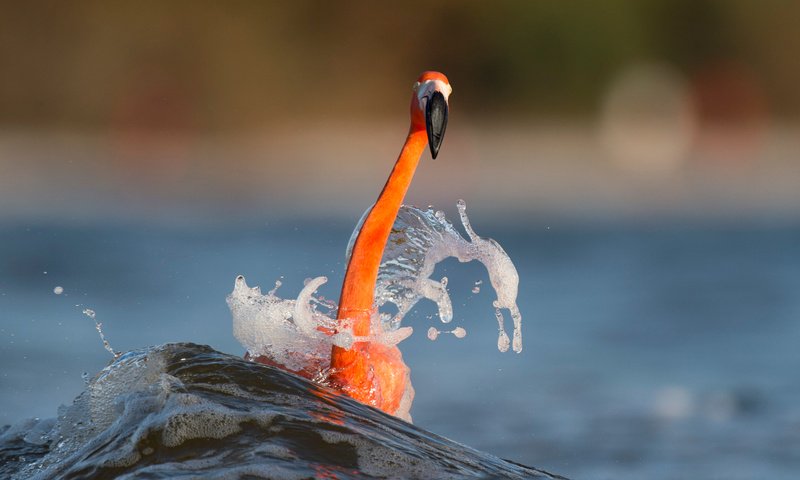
[227,203,523,420]
[1,343,558,479]
[1,216,799,478]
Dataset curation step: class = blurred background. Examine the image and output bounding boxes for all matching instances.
[1,1,798,479]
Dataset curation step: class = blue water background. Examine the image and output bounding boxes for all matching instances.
[1,215,798,479]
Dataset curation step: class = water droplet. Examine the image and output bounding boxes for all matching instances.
[427,327,439,341]
[495,308,510,352]
[53,286,64,295]
[83,308,119,358]
[268,279,282,295]
[471,280,482,294]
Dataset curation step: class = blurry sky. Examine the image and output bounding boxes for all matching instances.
[1,0,799,222]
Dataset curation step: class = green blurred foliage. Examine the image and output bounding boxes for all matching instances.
[0,0,797,130]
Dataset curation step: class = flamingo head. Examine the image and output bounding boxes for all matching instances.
[411,71,451,159]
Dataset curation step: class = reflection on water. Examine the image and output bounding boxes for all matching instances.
[1,218,799,479]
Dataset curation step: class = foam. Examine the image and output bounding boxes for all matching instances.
[227,275,335,373]
[18,347,283,479]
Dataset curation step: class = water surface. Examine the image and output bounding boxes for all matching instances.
[1,217,798,478]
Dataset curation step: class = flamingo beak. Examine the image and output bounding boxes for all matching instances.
[425,91,448,159]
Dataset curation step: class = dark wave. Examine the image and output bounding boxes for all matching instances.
[1,343,564,479]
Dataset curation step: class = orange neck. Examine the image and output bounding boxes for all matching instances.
[337,129,428,336]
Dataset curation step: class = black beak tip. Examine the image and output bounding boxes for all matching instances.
[425,91,448,160]
[430,143,440,159]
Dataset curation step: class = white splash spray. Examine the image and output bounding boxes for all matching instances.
[230,200,523,361]
[364,199,523,353]
[83,308,120,358]
[472,280,482,294]
[227,200,525,416]
[427,326,467,341]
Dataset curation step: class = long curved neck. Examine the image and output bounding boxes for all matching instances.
[337,128,427,336]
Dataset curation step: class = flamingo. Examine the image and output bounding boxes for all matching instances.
[245,71,451,419]
[329,71,451,416]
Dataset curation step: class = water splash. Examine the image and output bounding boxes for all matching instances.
[82,308,120,359]
[227,200,524,415]
[227,276,413,375]
[472,280,482,294]
[366,200,523,352]
[227,275,335,375]
[427,326,467,341]
[455,199,523,353]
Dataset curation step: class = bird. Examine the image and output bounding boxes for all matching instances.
[243,71,451,419]
[328,71,451,417]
